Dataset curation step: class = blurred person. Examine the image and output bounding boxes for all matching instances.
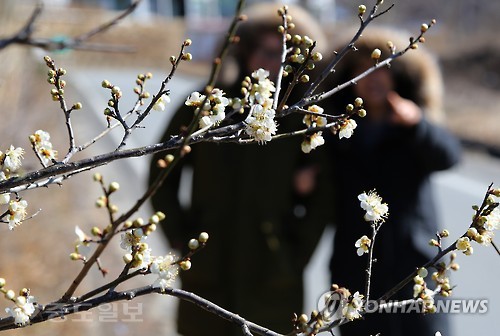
[149,3,332,335]
[324,27,461,336]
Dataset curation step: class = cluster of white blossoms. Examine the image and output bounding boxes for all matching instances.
[0,145,30,230]
[243,68,278,143]
[358,190,389,223]
[1,279,36,327]
[29,130,58,167]
[354,235,371,256]
[413,268,436,313]
[5,295,36,326]
[342,291,364,321]
[5,200,29,231]
[150,254,179,292]
[120,228,152,269]
[455,192,500,256]
[185,89,229,129]
[465,196,500,250]
[301,105,327,153]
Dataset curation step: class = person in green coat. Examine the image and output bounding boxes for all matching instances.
[149,4,332,335]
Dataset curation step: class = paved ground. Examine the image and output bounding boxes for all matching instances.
[71,69,500,336]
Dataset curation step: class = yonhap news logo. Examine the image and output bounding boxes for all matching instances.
[317,290,488,318]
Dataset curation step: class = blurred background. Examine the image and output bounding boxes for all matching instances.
[0,0,499,335]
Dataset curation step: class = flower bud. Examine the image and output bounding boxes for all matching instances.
[101,80,111,88]
[72,102,83,110]
[188,239,199,250]
[180,260,192,271]
[95,197,106,208]
[428,239,439,246]
[184,39,192,46]
[312,52,323,62]
[5,290,15,300]
[439,229,450,238]
[371,48,382,60]
[90,226,102,236]
[133,218,144,227]
[300,75,310,83]
[70,252,80,260]
[358,5,367,15]
[182,53,193,61]
[199,232,209,243]
[16,296,27,307]
[292,35,302,45]
[354,97,363,107]
[165,154,174,163]
[358,109,367,118]
[123,253,133,264]
[298,313,308,324]
[93,173,102,182]
[109,182,120,193]
[421,23,429,33]
[149,214,160,224]
[0,278,6,288]
[155,212,166,221]
[417,267,428,277]
[346,104,354,112]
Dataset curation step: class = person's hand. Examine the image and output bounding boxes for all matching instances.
[387,91,422,127]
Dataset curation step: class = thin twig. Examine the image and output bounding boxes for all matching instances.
[302,3,394,98]
[0,1,140,52]
[272,6,290,111]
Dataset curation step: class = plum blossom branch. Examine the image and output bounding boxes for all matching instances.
[297,17,435,110]
[0,1,141,53]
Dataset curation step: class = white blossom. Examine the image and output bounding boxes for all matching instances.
[2,146,24,172]
[135,248,152,270]
[151,254,179,291]
[342,291,364,321]
[355,235,371,256]
[301,132,325,153]
[252,68,270,82]
[244,104,277,143]
[74,226,91,257]
[30,130,58,166]
[5,296,36,326]
[7,199,28,230]
[303,105,327,128]
[339,119,357,139]
[358,190,389,223]
[185,91,206,107]
[456,236,473,255]
[120,229,146,253]
[153,94,171,111]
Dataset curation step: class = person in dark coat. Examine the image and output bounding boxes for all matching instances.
[149,4,331,335]
[324,27,461,336]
